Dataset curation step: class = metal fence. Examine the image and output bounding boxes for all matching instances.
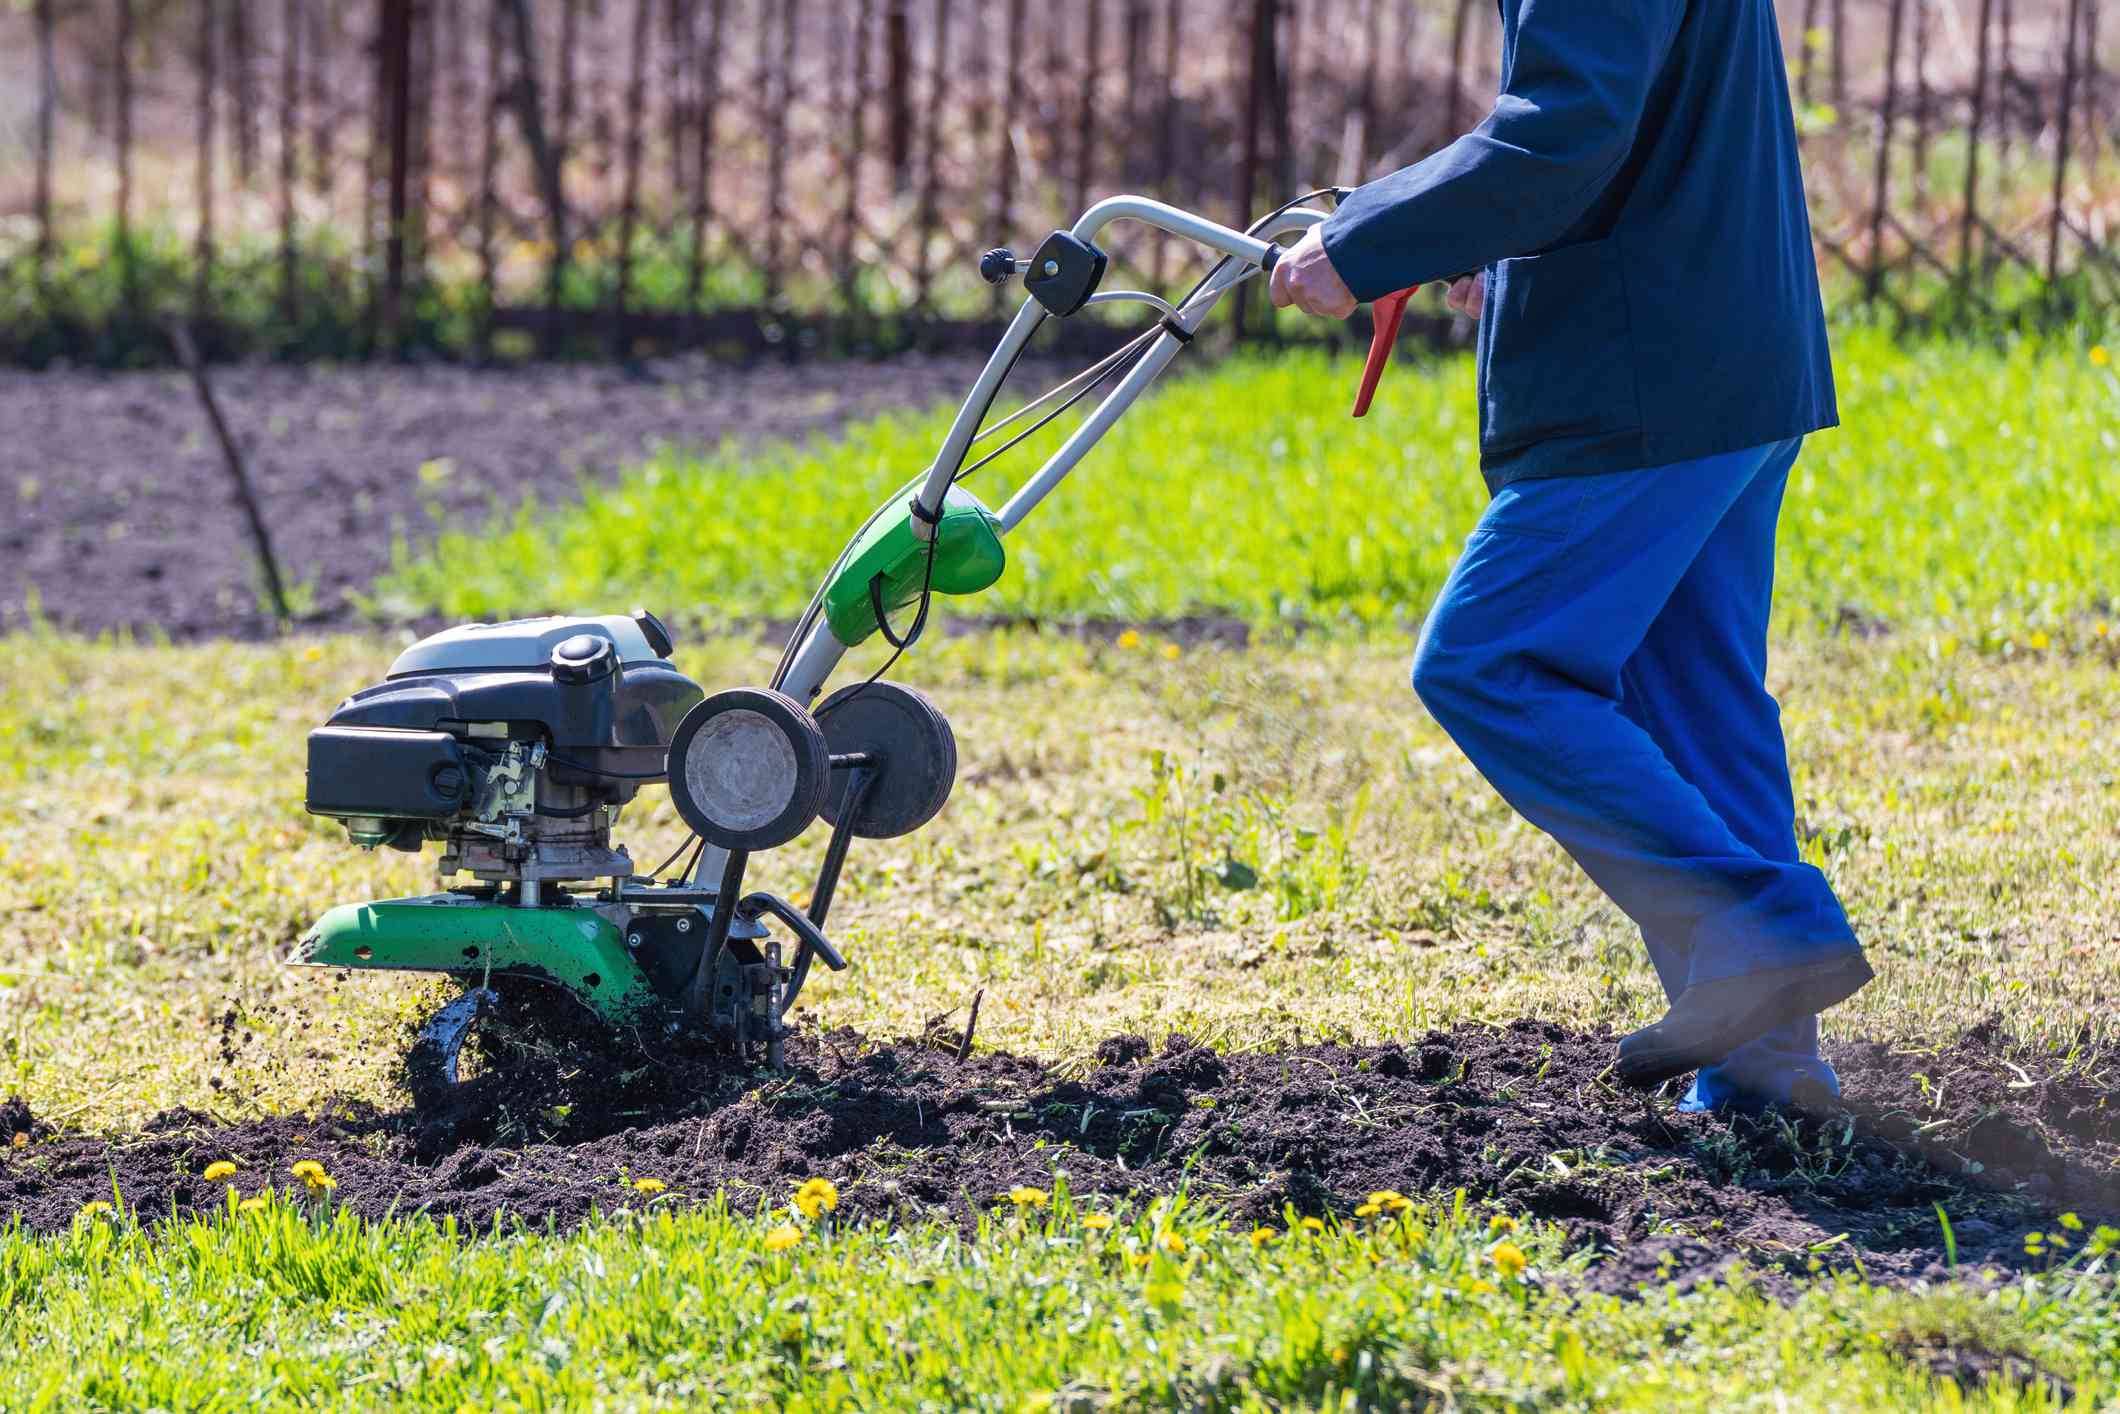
[5,0,2115,363]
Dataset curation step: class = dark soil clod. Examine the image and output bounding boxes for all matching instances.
[2,1009,2113,1296]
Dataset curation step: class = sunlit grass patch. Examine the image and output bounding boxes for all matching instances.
[371,329,2120,649]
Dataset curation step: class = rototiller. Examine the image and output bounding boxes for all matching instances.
[293,192,1418,1092]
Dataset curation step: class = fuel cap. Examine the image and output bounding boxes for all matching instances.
[550,633,616,683]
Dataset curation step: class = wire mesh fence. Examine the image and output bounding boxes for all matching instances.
[2,0,2113,364]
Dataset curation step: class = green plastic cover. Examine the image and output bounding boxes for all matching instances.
[290,892,660,1024]
[822,484,1006,647]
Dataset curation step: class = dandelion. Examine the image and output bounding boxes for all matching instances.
[1159,1232,1186,1256]
[2060,1212,2083,1232]
[1004,1186,1049,1209]
[301,1171,336,1193]
[1161,643,1181,661]
[1489,1242,1529,1278]
[238,1195,270,1214]
[1116,629,1142,650]
[1488,1214,1520,1235]
[1366,1190,1405,1207]
[1463,1278,1498,1296]
[1250,1226,1278,1248]
[633,1177,668,1195]
[764,1222,804,1252]
[1080,1213,1115,1233]
[1298,1216,1325,1234]
[77,1200,115,1220]
[290,1160,324,1181]
[1354,1202,1383,1219]
[2092,345,2110,367]
[1384,1195,1415,1214]
[793,1177,839,1218]
[203,1160,238,1182]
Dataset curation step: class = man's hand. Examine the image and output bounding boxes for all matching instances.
[1268,228,1357,320]
[1444,271,1485,319]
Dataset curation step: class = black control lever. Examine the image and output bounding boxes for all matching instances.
[979,247,1024,285]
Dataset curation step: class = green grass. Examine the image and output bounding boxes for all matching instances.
[6,328,2120,1407]
[4,1193,2112,1410]
[371,328,2120,646]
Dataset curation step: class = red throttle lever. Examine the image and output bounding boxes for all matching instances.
[1350,286,1417,418]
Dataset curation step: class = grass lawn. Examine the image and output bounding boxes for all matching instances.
[1,335,2115,1409]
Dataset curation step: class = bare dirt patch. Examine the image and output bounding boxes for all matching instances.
[3,994,2111,1294]
[0,356,999,640]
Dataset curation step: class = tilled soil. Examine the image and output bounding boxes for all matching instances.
[0,355,1006,640]
[2,1003,2113,1293]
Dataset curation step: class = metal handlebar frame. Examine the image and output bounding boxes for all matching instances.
[774,196,1329,708]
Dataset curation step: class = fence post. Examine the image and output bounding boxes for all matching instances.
[1237,0,1277,334]
[837,0,868,312]
[231,0,258,185]
[1074,0,1101,215]
[1912,0,1931,198]
[613,0,653,353]
[378,0,415,349]
[690,0,725,314]
[765,0,800,304]
[1354,0,1382,178]
[117,0,137,313]
[2049,0,2084,288]
[476,0,501,351]
[33,0,55,284]
[197,0,220,322]
[1866,0,1906,307]
[1152,0,1179,285]
[311,0,335,203]
[280,0,304,331]
[1798,0,1820,105]
[1959,0,1994,283]
[887,0,913,183]
[1446,0,1473,140]
[913,0,951,313]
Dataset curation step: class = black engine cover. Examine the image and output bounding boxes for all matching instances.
[322,660,702,780]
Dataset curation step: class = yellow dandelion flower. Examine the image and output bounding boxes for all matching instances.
[2060,1212,2084,1231]
[1384,1195,1415,1214]
[1160,642,1181,660]
[1489,1241,1529,1278]
[1159,1231,1186,1256]
[633,1177,668,1195]
[301,1171,336,1192]
[2092,345,2110,367]
[1080,1213,1115,1232]
[793,1177,839,1218]
[203,1160,238,1182]
[238,1195,270,1213]
[78,1200,115,1219]
[1354,1202,1383,1218]
[1299,1216,1325,1234]
[290,1160,324,1180]
[301,645,323,663]
[1365,1190,1405,1207]
[764,1222,804,1252]
[1250,1226,1278,1248]
[1005,1186,1049,1209]
[1463,1278,1498,1296]
[1488,1214,1519,1235]
[1116,629,1142,650]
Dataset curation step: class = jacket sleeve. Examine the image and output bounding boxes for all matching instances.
[1321,0,1684,301]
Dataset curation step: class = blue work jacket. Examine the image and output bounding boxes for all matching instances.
[1322,0,1837,488]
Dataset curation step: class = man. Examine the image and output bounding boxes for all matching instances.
[1269,0,1871,1112]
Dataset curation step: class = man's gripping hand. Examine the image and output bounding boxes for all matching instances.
[1268,228,1357,320]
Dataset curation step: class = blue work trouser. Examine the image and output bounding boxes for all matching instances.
[1412,437,1862,1110]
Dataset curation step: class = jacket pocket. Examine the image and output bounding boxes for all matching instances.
[1477,235,1643,457]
